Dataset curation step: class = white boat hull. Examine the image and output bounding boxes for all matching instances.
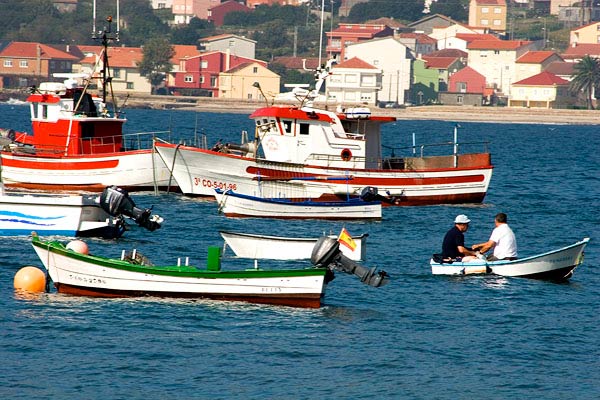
[430,238,590,280]
[0,190,121,237]
[215,190,382,220]
[220,230,368,261]
[155,143,493,205]
[0,149,173,192]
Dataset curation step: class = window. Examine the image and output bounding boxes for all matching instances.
[481,19,489,25]
[113,69,121,78]
[253,66,258,73]
[361,75,375,86]
[20,60,28,68]
[360,93,372,101]
[210,76,217,87]
[184,75,193,83]
[480,51,488,57]
[494,7,502,14]
[457,95,463,104]
[299,123,309,135]
[200,76,205,83]
[4,59,12,67]
[345,74,357,83]
[201,60,208,68]
[344,92,356,101]
[282,120,293,134]
[126,82,134,90]
[481,7,489,13]
[493,19,502,26]
[329,74,341,83]
[456,82,467,92]
[597,35,600,43]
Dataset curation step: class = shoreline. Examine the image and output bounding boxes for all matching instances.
[125,95,600,125]
[4,90,600,124]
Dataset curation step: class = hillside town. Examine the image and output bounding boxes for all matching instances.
[1,0,600,110]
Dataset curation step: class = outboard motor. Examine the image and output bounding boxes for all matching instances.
[311,236,389,287]
[99,186,163,231]
[360,186,400,205]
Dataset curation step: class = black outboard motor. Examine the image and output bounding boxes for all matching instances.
[311,236,390,287]
[99,186,163,231]
[360,186,400,205]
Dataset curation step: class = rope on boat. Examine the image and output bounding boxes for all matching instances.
[166,143,182,194]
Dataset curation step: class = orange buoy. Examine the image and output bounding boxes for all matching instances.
[67,240,89,254]
[14,266,46,293]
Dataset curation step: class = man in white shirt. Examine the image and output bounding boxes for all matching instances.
[472,213,518,261]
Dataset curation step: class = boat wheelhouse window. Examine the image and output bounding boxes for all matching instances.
[299,123,309,135]
[31,103,38,119]
[282,120,292,134]
[42,105,48,119]
[80,122,95,139]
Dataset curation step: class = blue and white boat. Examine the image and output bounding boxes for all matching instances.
[0,185,163,238]
[214,188,382,220]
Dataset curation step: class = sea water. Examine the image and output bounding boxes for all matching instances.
[0,104,598,399]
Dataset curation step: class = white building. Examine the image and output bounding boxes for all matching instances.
[327,57,382,106]
[345,37,413,105]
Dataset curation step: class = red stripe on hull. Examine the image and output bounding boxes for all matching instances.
[54,283,323,308]
[246,166,488,185]
[320,192,487,206]
[1,157,119,170]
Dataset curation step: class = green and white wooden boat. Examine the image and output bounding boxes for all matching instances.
[31,235,390,308]
[31,235,329,308]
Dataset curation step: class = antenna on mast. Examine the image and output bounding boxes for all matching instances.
[92,0,120,104]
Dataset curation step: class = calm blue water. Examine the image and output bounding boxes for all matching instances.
[1,104,599,399]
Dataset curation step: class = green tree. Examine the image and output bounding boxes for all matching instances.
[171,18,215,45]
[429,0,468,22]
[138,37,175,94]
[346,0,426,23]
[570,55,600,109]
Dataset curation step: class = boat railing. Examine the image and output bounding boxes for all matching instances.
[11,131,173,156]
[392,140,490,158]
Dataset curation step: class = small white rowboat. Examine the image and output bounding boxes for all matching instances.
[220,230,368,261]
[430,238,589,280]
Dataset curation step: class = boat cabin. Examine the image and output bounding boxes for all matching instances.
[21,80,125,156]
[250,106,395,169]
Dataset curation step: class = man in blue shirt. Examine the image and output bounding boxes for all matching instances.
[442,214,479,261]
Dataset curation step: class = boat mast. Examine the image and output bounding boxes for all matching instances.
[92,0,120,104]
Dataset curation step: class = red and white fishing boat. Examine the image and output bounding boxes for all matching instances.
[155,61,493,206]
[0,12,173,193]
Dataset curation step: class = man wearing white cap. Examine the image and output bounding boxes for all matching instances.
[441,214,479,261]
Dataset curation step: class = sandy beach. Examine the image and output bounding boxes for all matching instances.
[125,95,600,125]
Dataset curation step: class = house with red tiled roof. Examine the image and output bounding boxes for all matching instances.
[544,61,575,81]
[171,51,267,97]
[326,23,394,61]
[509,71,576,108]
[468,0,507,33]
[422,55,466,91]
[396,32,437,56]
[218,61,280,100]
[569,21,600,45]
[327,57,382,106]
[440,66,490,106]
[0,41,79,88]
[345,37,414,105]
[165,45,201,87]
[515,51,563,83]
[74,45,152,94]
[429,23,487,50]
[207,1,251,27]
[467,39,539,95]
[561,43,600,62]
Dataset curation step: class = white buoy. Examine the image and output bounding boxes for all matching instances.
[66,240,89,254]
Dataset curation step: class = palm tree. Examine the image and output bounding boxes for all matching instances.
[570,55,600,109]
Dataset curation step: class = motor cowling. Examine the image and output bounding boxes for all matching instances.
[311,236,389,287]
[99,186,163,231]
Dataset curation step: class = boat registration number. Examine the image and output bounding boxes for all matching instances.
[194,177,237,191]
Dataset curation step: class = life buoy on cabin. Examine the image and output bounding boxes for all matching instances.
[341,148,352,161]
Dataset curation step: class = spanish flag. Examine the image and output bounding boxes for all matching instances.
[338,227,357,251]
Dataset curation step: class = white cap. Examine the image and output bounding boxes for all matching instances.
[454,214,471,224]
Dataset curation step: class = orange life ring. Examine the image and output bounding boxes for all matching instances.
[341,148,352,161]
